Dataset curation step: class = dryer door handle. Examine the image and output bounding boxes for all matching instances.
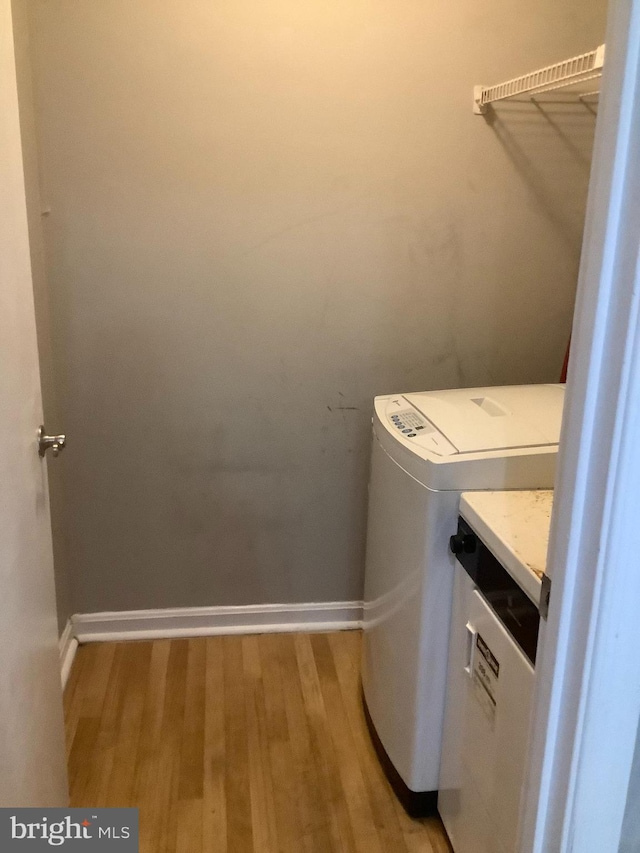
[464,622,478,678]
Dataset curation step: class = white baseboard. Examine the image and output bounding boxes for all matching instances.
[59,619,79,690]
[71,600,363,644]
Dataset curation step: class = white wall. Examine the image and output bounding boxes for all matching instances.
[27,0,606,612]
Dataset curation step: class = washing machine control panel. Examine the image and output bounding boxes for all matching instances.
[388,409,432,438]
[382,397,458,456]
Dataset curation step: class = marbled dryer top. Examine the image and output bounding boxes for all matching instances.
[459,489,554,607]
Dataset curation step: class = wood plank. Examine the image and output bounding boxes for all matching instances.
[176,798,203,853]
[132,640,172,853]
[223,636,253,853]
[242,635,278,853]
[311,633,384,853]
[152,639,189,853]
[258,634,305,853]
[179,639,206,801]
[277,633,337,853]
[79,641,117,718]
[63,642,87,754]
[174,640,207,853]
[203,637,227,853]
[67,642,118,806]
[295,632,356,853]
[70,643,126,807]
[105,642,153,808]
[67,716,100,802]
[93,643,127,756]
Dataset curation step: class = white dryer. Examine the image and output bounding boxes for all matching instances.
[361,384,564,815]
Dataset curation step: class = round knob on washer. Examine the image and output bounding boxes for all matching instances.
[449,533,477,555]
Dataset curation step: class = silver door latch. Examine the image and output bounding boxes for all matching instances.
[37,425,66,458]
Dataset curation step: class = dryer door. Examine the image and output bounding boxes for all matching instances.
[439,563,535,853]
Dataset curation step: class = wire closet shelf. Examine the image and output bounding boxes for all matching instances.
[474,44,605,114]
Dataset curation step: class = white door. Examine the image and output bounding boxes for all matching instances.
[0,0,68,806]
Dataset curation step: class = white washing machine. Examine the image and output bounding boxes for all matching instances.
[361,384,564,815]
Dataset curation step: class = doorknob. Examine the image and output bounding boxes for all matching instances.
[37,425,66,458]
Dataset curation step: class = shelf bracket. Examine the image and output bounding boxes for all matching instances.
[473,85,488,115]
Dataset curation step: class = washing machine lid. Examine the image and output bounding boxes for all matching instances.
[403,384,564,453]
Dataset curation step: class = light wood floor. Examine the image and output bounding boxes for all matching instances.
[64,631,452,852]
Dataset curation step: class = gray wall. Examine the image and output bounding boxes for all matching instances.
[27,0,606,614]
[12,0,72,633]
